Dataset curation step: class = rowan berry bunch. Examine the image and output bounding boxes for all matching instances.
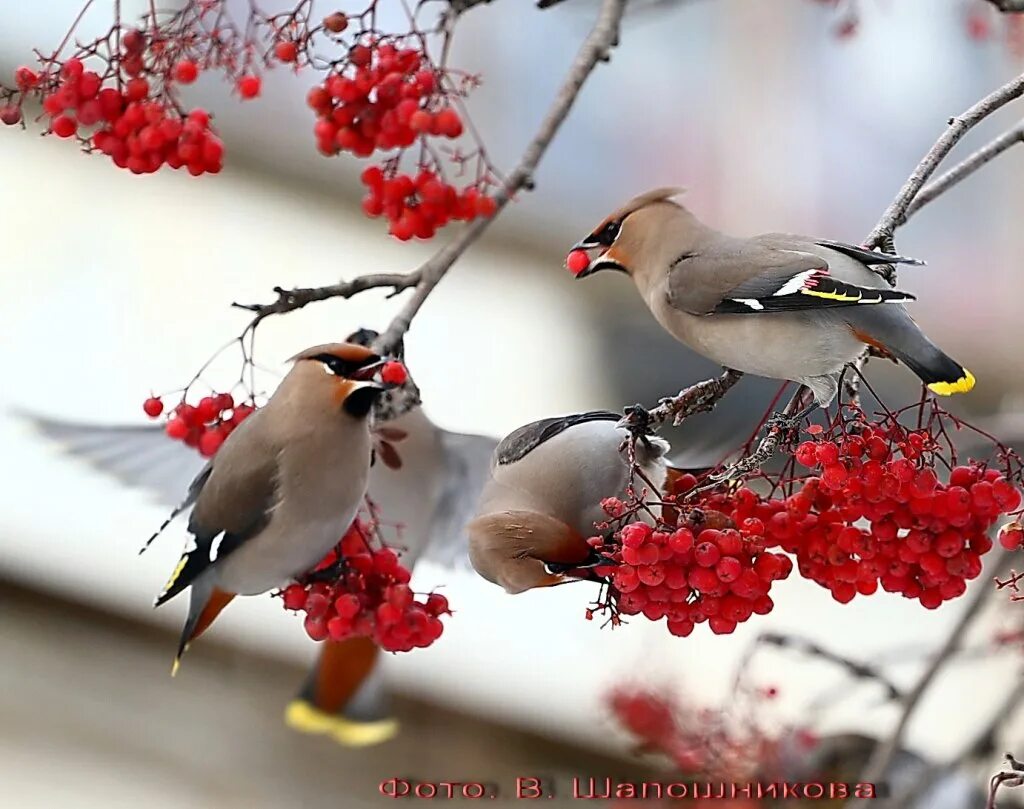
[607,684,803,783]
[280,519,451,652]
[6,49,223,176]
[143,391,255,457]
[1,1,500,237]
[588,483,794,637]
[776,413,1021,609]
[588,394,1024,636]
[307,31,498,239]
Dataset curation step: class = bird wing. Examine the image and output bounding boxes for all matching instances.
[419,430,499,569]
[669,236,915,315]
[157,413,280,605]
[494,410,619,466]
[19,412,206,506]
[805,238,925,268]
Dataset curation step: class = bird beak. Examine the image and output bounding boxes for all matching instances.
[349,357,387,382]
[569,241,628,279]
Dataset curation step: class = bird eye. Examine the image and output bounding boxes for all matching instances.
[596,220,621,246]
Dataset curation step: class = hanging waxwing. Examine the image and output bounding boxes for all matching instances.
[23,330,497,747]
[469,411,670,594]
[568,187,974,408]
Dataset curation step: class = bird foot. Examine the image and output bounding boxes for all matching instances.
[617,403,653,435]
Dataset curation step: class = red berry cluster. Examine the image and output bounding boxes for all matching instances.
[143,393,254,457]
[280,522,450,653]
[307,42,459,157]
[9,46,223,175]
[607,685,799,783]
[593,482,793,637]
[359,166,497,240]
[771,422,1021,608]
[305,41,496,239]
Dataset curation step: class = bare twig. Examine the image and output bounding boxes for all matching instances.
[986,0,1024,12]
[232,273,417,325]
[858,548,1013,786]
[865,72,1024,249]
[889,676,1024,809]
[906,119,1024,220]
[622,368,744,431]
[238,0,627,354]
[375,0,626,352]
[987,754,1024,809]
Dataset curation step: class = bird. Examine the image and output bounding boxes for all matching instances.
[22,330,497,747]
[152,341,395,676]
[568,187,974,409]
[469,411,670,594]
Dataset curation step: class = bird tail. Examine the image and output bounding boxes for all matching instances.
[285,636,398,747]
[170,579,235,676]
[849,311,975,396]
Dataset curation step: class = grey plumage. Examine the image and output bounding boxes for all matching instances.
[469,412,669,594]
[572,188,975,406]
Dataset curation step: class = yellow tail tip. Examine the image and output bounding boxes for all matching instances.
[170,657,181,677]
[928,369,975,396]
[285,700,399,748]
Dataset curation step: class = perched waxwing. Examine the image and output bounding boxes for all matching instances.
[23,330,497,747]
[569,188,974,408]
[469,411,670,594]
[153,341,392,674]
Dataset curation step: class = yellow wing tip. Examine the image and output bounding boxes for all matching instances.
[285,700,399,748]
[928,369,975,396]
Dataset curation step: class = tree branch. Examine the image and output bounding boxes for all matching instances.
[865,72,1024,249]
[905,119,1024,220]
[232,273,417,325]
[374,0,626,352]
[986,0,1024,12]
[858,548,1013,787]
[238,0,627,354]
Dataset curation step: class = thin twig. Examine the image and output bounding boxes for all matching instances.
[374,0,626,352]
[858,548,1013,786]
[888,675,1024,809]
[865,72,1024,249]
[906,119,1024,220]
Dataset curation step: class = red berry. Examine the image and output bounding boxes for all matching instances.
[165,418,189,440]
[281,584,308,610]
[324,12,349,33]
[237,75,261,99]
[198,429,225,458]
[380,361,408,385]
[174,60,199,84]
[143,396,164,418]
[51,115,77,138]
[434,107,463,138]
[275,41,299,63]
[999,523,1024,551]
[566,250,591,276]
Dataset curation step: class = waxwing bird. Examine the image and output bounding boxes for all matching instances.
[22,331,497,746]
[153,341,392,674]
[569,188,974,408]
[469,411,669,594]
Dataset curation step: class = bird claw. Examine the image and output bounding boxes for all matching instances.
[617,403,652,434]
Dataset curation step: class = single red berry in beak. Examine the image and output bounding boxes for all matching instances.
[380,360,409,385]
[566,249,590,275]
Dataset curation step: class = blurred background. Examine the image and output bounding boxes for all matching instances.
[3,0,1024,806]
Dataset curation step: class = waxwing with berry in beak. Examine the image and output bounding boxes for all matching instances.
[23,330,497,747]
[468,411,669,594]
[567,187,974,408]
[151,341,395,675]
